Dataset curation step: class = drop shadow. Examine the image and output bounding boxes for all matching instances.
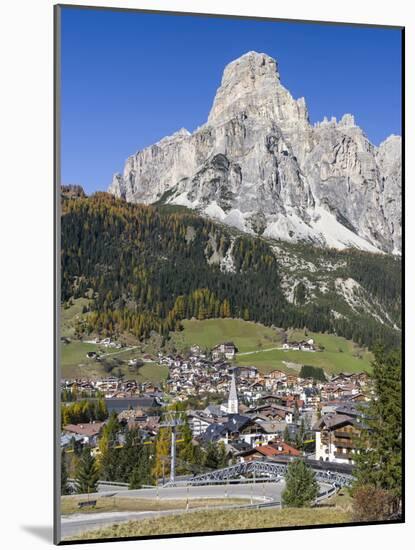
[21,525,54,543]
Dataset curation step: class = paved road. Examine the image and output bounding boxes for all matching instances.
[61,481,284,540]
[118,482,282,500]
[61,509,179,539]
[61,481,333,540]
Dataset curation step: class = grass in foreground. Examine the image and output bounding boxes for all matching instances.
[61,496,249,516]
[66,504,352,540]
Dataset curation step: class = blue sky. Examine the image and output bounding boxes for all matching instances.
[61,7,402,194]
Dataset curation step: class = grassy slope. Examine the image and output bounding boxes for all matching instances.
[61,298,169,381]
[61,342,168,382]
[235,348,372,375]
[174,319,372,375]
[171,318,284,352]
[61,297,90,339]
[66,505,351,540]
[61,305,371,378]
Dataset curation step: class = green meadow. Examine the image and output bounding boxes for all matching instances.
[171,318,283,353]
[175,319,372,375]
[61,305,372,379]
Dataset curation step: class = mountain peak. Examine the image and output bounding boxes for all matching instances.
[108,52,401,254]
[221,51,280,83]
[207,51,284,125]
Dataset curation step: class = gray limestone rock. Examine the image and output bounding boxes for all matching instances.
[108,51,401,254]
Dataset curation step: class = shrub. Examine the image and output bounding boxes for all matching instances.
[352,485,397,522]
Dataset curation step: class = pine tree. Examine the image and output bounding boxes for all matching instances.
[98,411,120,481]
[283,425,291,444]
[74,448,99,494]
[222,299,231,318]
[95,398,108,421]
[152,427,170,481]
[282,459,318,507]
[129,445,153,489]
[217,441,228,468]
[61,450,70,495]
[129,464,144,490]
[203,442,219,469]
[295,418,305,450]
[203,441,227,470]
[178,420,195,473]
[117,427,141,482]
[353,347,402,504]
[294,282,307,305]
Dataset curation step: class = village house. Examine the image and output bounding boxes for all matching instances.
[335,401,366,419]
[60,433,84,449]
[211,342,238,361]
[268,369,287,380]
[282,339,315,352]
[125,415,160,436]
[200,414,283,447]
[203,404,223,418]
[190,344,203,356]
[247,419,289,445]
[226,440,252,456]
[63,421,106,446]
[314,413,362,464]
[239,440,301,462]
[350,372,370,387]
[236,365,259,379]
[303,386,321,407]
[247,403,294,424]
[187,412,213,437]
[349,392,368,403]
[285,374,300,387]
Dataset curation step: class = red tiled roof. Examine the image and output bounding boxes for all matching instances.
[63,422,105,437]
[243,442,301,458]
[256,446,280,457]
[269,441,301,456]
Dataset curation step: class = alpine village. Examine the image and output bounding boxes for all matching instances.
[60,52,402,541]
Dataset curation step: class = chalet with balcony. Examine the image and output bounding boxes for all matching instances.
[314,413,362,464]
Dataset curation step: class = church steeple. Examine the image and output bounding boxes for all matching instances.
[227,370,239,414]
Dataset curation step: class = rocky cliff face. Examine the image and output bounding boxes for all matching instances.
[108,51,401,254]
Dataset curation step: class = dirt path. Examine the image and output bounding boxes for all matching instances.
[237,346,283,356]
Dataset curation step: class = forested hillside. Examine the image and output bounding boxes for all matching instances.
[61,192,401,350]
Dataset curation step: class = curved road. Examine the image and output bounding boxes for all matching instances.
[61,480,333,539]
[61,481,285,539]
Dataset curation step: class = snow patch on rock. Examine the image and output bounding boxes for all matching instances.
[220,239,236,273]
[311,206,381,253]
[204,201,226,221]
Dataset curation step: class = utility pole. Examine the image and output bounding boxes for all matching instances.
[160,411,184,484]
[171,425,177,483]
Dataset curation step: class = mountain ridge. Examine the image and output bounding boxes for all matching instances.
[61,191,401,351]
[108,51,401,254]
